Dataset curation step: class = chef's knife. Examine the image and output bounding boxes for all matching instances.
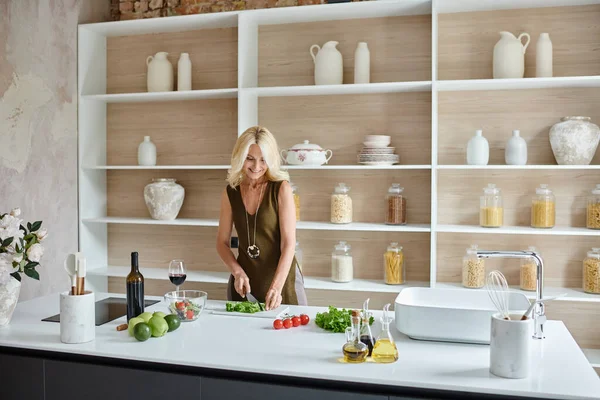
[246,292,265,311]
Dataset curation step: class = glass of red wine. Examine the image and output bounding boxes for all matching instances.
[168,259,186,291]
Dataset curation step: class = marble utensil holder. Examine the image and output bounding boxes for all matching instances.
[490,313,533,379]
[60,291,95,344]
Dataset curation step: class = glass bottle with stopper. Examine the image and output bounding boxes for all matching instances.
[342,309,369,363]
[372,303,398,363]
[359,298,375,357]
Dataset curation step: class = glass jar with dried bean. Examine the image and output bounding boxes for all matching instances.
[291,181,300,221]
[531,184,555,229]
[384,242,405,285]
[462,244,485,288]
[332,241,353,282]
[331,183,353,224]
[586,184,600,229]
[583,247,600,294]
[385,184,407,225]
[520,246,538,291]
[480,184,503,228]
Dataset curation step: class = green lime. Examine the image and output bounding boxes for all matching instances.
[133,322,151,342]
[164,314,181,332]
[127,317,145,337]
[148,315,169,337]
[138,312,153,323]
[153,311,167,319]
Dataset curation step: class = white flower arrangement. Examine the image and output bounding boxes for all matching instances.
[0,208,47,285]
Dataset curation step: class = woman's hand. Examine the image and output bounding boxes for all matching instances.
[265,286,282,311]
[233,270,251,298]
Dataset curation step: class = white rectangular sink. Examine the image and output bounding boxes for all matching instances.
[395,287,532,345]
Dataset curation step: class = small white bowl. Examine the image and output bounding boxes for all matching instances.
[364,135,391,141]
[363,141,391,148]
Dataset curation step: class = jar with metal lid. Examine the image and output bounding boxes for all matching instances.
[583,247,600,294]
[332,241,353,282]
[384,242,405,285]
[295,241,303,273]
[385,184,407,225]
[331,183,352,224]
[291,181,300,221]
[480,184,503,228]
[520,246,538,291]
[531,184,555,228]
[462,244,485,288]
[587,184,600,229]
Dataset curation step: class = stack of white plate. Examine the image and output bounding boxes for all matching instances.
[357,135,399,165]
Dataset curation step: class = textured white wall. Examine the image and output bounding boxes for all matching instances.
[0,0,109,301]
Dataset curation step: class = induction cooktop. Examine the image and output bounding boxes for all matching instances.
[41,297,160,326]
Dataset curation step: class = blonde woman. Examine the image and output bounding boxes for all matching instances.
[216,126,307,310]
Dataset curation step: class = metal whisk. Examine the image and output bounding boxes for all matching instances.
[485,270,511,320]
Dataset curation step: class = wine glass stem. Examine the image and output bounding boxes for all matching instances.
[176,285,179,292]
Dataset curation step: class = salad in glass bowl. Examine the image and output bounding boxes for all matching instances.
[164,290,207,322]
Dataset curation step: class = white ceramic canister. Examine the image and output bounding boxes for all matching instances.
[177,53,192,91]
[536,33,553,78]
[310,41,343,85]
[493,31,531,79]
[354,42,370,84]
[60,291,95,344]
[138,136,157,166]
[489,313,533,379]
[146,52,174,92]
[505,130,528,165]
[549,116,600,165]
[466,130,490,165]
[144,178,185,220]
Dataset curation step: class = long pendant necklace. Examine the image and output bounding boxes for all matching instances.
[245,182,266,259]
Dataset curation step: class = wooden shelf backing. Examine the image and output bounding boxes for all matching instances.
[106,27,238,93]
[107,170,226,219]
[436,232,599,289]
[259,92,432,166]
[438,4,600,80]
[257,14,431,87]
[437,87,600,165]
[107,99,237,166]
[437,169,598,228]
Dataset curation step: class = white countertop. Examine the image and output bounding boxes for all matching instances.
[1,292,599,399]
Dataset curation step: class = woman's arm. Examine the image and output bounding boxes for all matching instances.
[265,181,297,310]
[216,188,250,297]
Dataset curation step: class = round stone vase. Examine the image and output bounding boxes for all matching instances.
[549,116,600,165]
[144,178,185,220]
[0,278,21,326]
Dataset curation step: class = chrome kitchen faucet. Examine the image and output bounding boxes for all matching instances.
[475,250,546,340]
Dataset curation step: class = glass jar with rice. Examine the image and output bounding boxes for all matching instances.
[332,241,353,282]
[586,184,600,229]
[583,247,600,294]
[531,184,555,229]
[480,184,503,228]
[384,242,405,285]
[462,244,485,288]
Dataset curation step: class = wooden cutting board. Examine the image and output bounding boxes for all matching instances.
[207,304,290,319]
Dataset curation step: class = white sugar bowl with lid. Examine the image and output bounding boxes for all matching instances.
[281,140,333,166]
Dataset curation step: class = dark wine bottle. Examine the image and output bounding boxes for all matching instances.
[126,251,144,321]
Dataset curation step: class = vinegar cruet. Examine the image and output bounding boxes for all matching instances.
[359,298,375,356]
[372,303,398,363]
[342,310,368,363]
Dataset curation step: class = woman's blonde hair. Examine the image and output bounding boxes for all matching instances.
[227,126,289,188]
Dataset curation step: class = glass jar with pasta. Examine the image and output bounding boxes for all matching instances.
[520,246,538,291]
[291,181,300,221]
[586,184,600,229]
[331,183,352,224]
[531,184,555,229]
[384,242,405,285]
[462,244,485,288]
[385,184,407,225]
[583,247,600,294]
[480,184,503,228]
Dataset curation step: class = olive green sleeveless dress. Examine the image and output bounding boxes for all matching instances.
[226,180,307,305]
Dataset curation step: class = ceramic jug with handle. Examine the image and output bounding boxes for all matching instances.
[493,31,530,79]
[310,41,343,85]
[146,52,174,92]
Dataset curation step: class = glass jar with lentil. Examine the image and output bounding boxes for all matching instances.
[385,183,407,225]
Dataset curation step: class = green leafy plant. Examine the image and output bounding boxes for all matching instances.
[314,306,374,333]
[0,208,47,284]
[225,301,265,314]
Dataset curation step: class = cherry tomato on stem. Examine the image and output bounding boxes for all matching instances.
[300,314,310,325]
[282,318,292,329]
[273,319,283,330]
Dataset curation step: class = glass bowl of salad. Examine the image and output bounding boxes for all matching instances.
[164,290,207,322]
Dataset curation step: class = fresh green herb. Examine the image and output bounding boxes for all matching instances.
[314,306,374,333]
[225,301,265,314]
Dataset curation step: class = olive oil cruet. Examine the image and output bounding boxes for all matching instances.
[342,310,369,363]
[372,303,398,363]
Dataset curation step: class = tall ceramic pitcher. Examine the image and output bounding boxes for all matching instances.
[310,41,343,85]
[146,52,174,92]
[493,31,530,79]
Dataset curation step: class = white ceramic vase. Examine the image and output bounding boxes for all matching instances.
[146,52,173,92]
[466,130,489,165]
[177,53,192,91]
[0,278,21,327]
[493,31,530,79]
[549,117,600,165]
[536,33,553,77]
[60,291,95,344]
[144,178,185,220]
[310,41,343,85]
[505,130,528,165]
[138,136,157,166]
[354,42,370,84]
